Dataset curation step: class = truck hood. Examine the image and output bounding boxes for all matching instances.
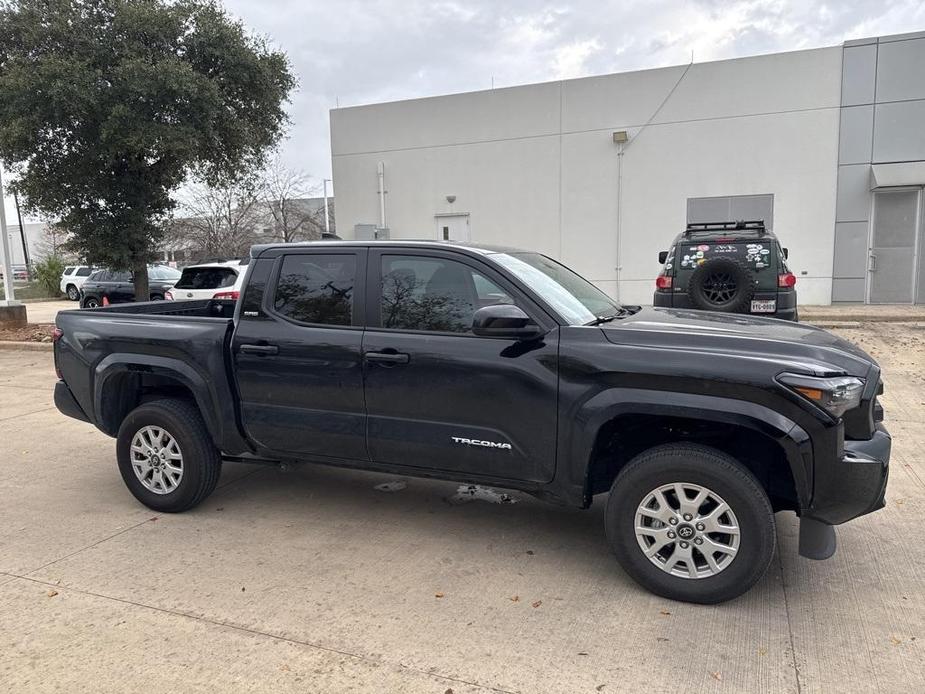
[600,307,877,377]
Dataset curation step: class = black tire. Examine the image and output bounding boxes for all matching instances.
[66,284,80,301]
[81,296,100,308]
[687,257,755,313]
[150,294,164,301]
[605,443,775,604]
[116,398,222,513]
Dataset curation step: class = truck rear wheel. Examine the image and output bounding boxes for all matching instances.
[604,443,775,604]
[116,399,222,512]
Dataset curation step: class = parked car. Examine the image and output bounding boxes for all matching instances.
[53,240,889,604]
[165,260,246,301]
[79,265,181,308]
[654,220,797,321]
[60,265,95,301]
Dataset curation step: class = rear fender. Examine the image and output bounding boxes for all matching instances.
[93,354,243,452]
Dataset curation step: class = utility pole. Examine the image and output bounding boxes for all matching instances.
[322,178,331,234]
[0,164,17,304]
[14,191,29,267]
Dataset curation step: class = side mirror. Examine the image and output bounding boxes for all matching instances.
[472,304,544,340]
[782,247,789,260]
[658,250,669,264]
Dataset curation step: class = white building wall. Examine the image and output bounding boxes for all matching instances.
[332,46,843,305]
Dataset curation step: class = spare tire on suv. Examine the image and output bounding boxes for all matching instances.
[687,256,755,313]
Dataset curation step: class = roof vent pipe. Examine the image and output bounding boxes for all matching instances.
[377,161,387,230]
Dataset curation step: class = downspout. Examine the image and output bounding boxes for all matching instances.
[615,142,624,303]
[377,161,387,230]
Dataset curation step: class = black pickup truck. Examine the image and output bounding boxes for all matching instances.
[53,241,890,604]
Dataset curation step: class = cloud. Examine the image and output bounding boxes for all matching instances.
[221,0,925,181]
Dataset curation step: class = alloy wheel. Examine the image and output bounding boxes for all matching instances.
[635,482,740,579]
[130,425,184,495]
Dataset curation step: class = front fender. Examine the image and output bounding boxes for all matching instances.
[560,388,812,509]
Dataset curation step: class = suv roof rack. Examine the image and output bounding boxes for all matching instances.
[684,220,766,237]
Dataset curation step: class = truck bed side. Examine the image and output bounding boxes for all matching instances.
[54,301,251,455]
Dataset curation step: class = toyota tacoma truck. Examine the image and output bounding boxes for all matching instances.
[53,241,890,604]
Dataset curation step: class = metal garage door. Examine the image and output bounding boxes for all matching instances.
[687,194,774,229]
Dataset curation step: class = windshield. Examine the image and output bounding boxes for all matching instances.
[149,265,182,281]
[491,252,619,325]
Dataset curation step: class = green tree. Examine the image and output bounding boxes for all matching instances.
[0,0,295,299]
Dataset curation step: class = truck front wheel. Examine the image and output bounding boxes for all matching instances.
[116,399,222,512]
[605,443,775,604]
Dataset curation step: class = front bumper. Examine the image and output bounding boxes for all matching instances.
[798,423,890,559]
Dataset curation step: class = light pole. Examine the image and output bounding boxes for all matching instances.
[322,178,331,235]
[0,164,18,306]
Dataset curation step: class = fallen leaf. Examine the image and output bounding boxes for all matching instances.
[656,637,669,643]
[445,689,454,694]
[758,648,767,656]
[216,507,224,512]
[890,636,902,645]
[150,517,158,522]
[525,550,534,555]
[509,595,520,602]
[596,686,606,692]
[435,592,445,599]
[46,590,58,598]
[279,664,291,672]
[577,651,589,656]
[659,610,671,616]
[710,672,723,681]
[532,600,542,608]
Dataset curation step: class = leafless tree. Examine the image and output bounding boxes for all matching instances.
[35,221,76,261]
[260,156,334,242]
[169,178,262,260]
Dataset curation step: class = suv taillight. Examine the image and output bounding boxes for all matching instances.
[656,275,673,289]
[778,273,796,288]
[213,291,240,300]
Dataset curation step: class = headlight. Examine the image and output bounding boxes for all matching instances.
[778,373,865,418]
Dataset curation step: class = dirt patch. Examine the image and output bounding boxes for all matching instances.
[0,323,55,342]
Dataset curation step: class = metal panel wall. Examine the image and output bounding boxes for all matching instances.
[832,34,925,302]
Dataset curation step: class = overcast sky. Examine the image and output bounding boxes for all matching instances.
[222,0,925,187]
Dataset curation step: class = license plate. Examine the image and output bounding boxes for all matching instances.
[751,300,776,313]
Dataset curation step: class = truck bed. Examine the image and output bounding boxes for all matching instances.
[54,299,249,454]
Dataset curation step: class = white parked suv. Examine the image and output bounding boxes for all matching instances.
[165,260,246,301]
[60,265,95,301]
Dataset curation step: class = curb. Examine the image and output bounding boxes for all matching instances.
[800,314,925,323]
[0,341,53,352]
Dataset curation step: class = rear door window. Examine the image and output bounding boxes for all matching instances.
[272,254,356,326]
[174,267,238,290]
[75,267,93,277]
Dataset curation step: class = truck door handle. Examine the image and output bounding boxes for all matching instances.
[868,254,877,272]
[239,344,279,356]
[365,350,410,365]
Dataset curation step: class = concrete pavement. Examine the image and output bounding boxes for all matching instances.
[22,299,73,324]
[0,326,923,692]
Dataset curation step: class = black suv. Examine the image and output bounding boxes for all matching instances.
[654,221,797,321]
[79,265,182,308]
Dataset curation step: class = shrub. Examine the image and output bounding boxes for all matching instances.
[32,256,66,297]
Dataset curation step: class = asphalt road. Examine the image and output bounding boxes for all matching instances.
[0,324,923,692]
